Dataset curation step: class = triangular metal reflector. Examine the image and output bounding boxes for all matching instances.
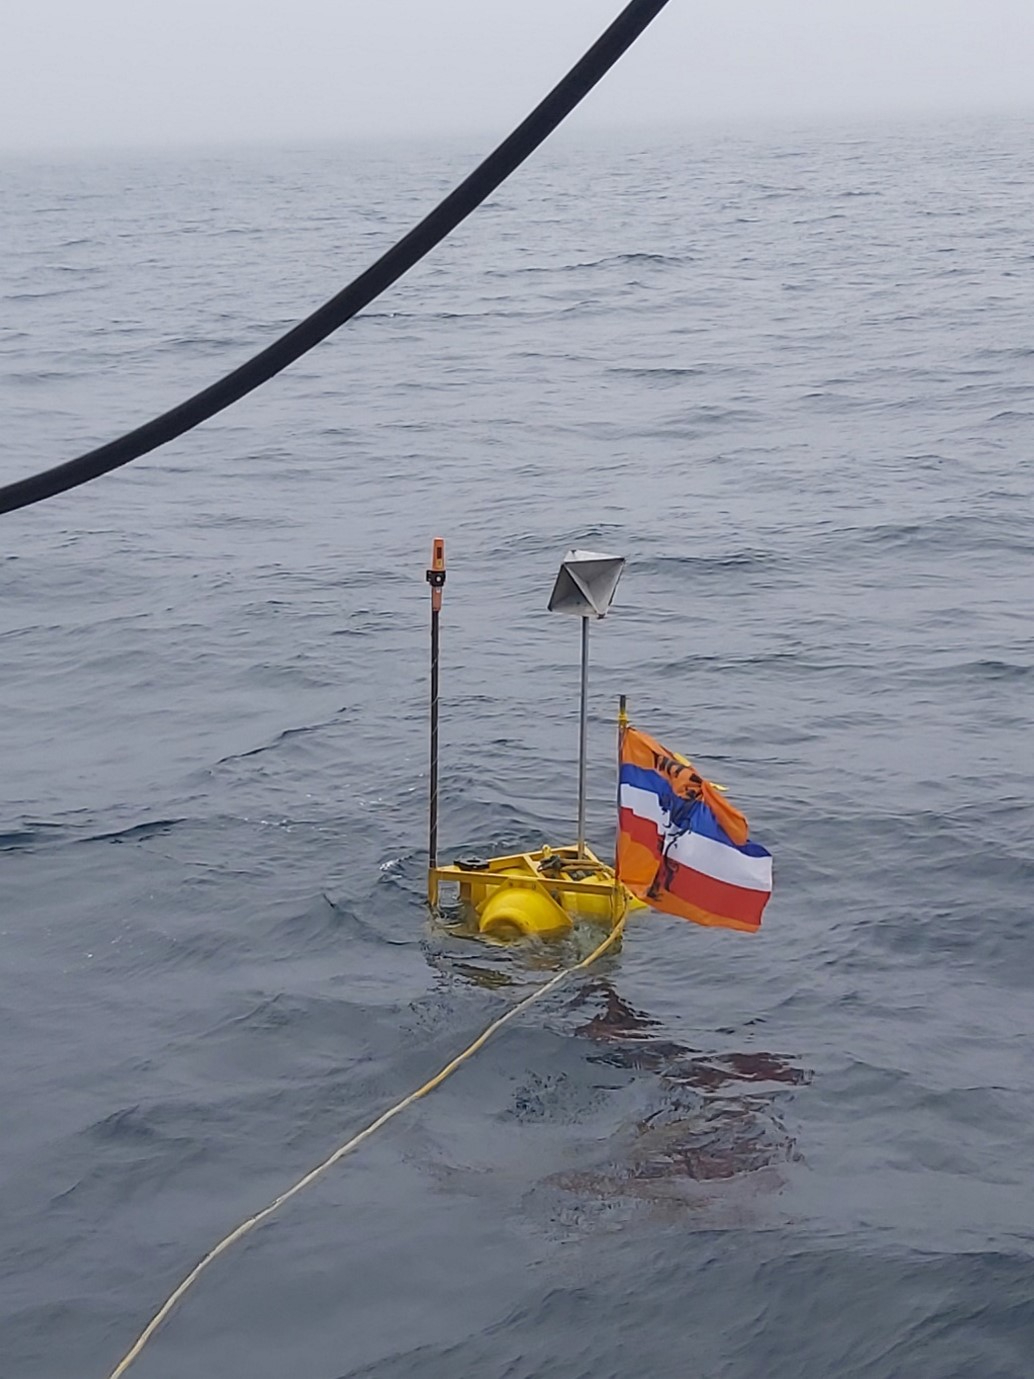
[548,549,625,618]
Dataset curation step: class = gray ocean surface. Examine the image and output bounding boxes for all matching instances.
[1,114,1033,1378]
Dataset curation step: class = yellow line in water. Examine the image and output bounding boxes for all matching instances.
[105,909,629,1378]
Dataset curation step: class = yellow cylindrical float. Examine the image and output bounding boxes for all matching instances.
[557,888,646,921]
[478,883,573,940]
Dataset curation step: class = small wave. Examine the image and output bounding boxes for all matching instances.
[0,817,94,852]
[973,344,1034,361]
[634,549,778,575]
[5,288,86,302]
[82,817,185,845]
[606,365,707,382]
[581,251,686,269]
[493,251,687,278]
[2,369,77,383]
[215,711,349,765]
[922,659,1031,684]
[816,509,1028,558]
[89,1105,161,1143]
[0,827,46,852]
[986,409,1034,425]
[158,334,252,354]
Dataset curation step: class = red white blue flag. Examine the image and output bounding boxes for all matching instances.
[616,724,773,933]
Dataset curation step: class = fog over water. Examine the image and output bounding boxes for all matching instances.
[2,1,1034,152]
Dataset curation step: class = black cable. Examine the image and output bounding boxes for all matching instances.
[0,0,672,517]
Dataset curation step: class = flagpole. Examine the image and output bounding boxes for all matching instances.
[615,694,628,885]
[426,538,446,907]
[577,615,590,858]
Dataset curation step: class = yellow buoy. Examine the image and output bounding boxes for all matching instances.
[559,888,647,921]
[478,883,573,940]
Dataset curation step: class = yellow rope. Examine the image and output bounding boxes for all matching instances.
[105,908,629,1379]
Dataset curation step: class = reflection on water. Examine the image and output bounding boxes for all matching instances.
[431,930,810,1225]
[551,980,809,1209]
[572,980,810,1096]
[447,960,515,991]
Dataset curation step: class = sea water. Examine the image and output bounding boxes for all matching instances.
[1,114,1032,1377]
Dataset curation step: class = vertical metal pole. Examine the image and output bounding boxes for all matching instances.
[615,693,629,882]
[426,538,446,907]
[577,615,590,858]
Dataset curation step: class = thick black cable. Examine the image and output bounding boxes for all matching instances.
[0,0,672,517]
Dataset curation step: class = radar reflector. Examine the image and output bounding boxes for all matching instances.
[547,549,625,619]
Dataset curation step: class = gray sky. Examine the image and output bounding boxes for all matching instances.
[2,0,1033,152]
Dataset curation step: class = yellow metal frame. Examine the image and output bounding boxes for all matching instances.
[430,842,635,935]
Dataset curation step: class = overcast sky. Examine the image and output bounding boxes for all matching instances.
[2,0,1033,153]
